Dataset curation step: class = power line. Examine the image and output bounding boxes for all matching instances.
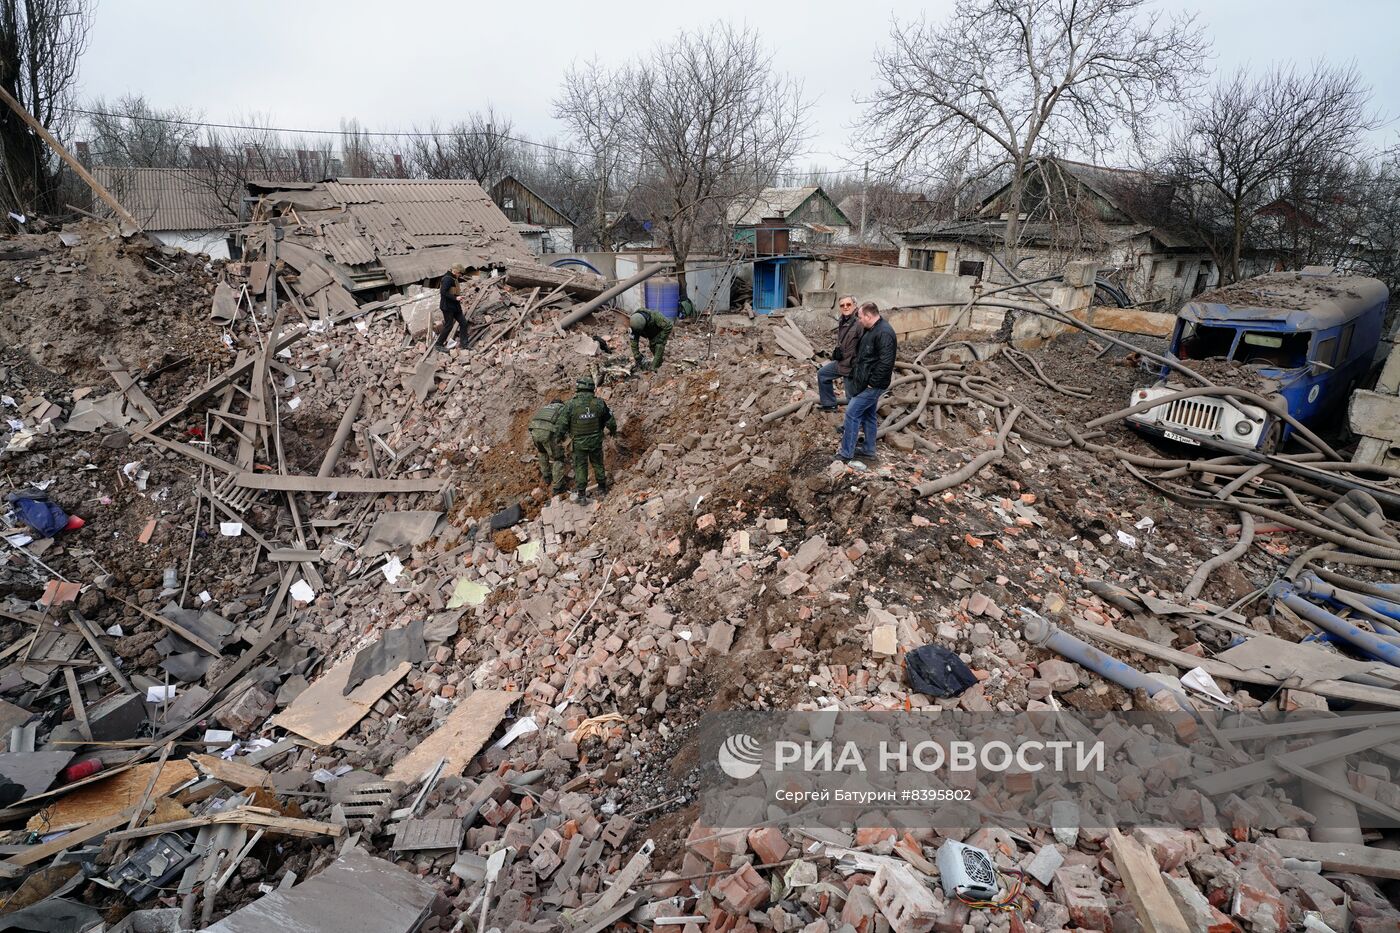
[58,105,862,180]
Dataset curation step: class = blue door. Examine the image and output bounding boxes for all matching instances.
[753,259,787,313]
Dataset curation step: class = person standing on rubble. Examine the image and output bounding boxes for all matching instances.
[553,376,618,503]
[817,295,863,412]
[529,400,570,496]
[838,302,897,463]
[628,308,673,371]
[436,263,471,352]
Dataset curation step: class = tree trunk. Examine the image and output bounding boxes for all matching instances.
[1002,159,1027,273]
[1230,202,1243,284]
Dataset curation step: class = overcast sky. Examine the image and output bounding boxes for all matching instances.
[75,0,1400,173]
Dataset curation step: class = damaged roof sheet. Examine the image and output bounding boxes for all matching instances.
[249,176,532,291]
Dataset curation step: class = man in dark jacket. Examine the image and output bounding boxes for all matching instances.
[436,263,470,352]
[839,302,897,462]
[552,377,619,503]
[817,295,862,411]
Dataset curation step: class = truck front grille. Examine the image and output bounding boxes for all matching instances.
[1161,398,1223,434]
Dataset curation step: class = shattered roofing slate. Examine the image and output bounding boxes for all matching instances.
[247,177,532,291]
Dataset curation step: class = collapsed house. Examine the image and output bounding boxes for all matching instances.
[2,199,1400,933]
[898,157,1274,309]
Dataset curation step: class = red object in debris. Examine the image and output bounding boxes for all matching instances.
[187,426,205,439]
[63,515,85,531]
[61,758,104,782]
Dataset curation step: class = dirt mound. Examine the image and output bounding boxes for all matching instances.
[0,220,226,383]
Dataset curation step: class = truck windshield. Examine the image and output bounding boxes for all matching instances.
[1178,322,1311,368]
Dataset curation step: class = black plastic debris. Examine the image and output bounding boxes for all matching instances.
[905,644,978,698]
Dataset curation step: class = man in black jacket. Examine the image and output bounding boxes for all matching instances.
[436,263,470,352]
[839,302,897,462]
[817,295,862,411]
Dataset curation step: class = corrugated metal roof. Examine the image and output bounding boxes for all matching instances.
[250,176,532,290]
[92,166,233,231]
[728,186,822,226]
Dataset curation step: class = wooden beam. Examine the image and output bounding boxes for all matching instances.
[1263,839,1400,880]
[70,612,136,696]
[232,473,447,494]
[63,667,92,742]
[1194,724,1400,796]
[1108,830,1191,933]
[0,809,135,877]
[103,805,341,843]
[0,86,141,230]
[112,596,222,658]
[101,355,163,422]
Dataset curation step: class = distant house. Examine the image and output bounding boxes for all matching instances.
[489,175,575,255]
[837,191,940,247]
[728,186,851,246]
[91,166,236,258]
[602,211,653,249]
[899,157,1265,308]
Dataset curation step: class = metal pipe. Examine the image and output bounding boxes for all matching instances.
[558,263,670,329]
[317,388,365,477]
[1297,574,1400,626]
[1184,511,1254,599]
[1022,614,1192,710]
[1275,588,1400,668]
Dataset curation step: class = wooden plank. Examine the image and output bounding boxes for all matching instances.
[1194,724,1400,797]
[27,760,196,832]
[270,658,410,746]
[140,430,241,476]
[62,667,92,742]
[101,354,163,422]
[386,690,516,783]
[1273,757,1400,823]
[104,805,342,843]
[1108,830,1191,933]
[189,753,271,789]
[112,596,222,657]
[267,549,321,562]
[233,473,447,494]
[70,612,136,696]
[1262,839,1400,880]
[0,809,134,877]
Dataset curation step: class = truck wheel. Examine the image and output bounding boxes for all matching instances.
[1261,420,1284,453]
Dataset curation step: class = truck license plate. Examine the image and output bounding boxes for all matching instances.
[1163,430,1201,446]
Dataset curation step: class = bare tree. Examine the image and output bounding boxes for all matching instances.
[82,94,201,167]
[0,0,92,215]
[861,0,1205,266]
[558,23,810,291]
[555,58,636,250]
[1160,63,1377,283]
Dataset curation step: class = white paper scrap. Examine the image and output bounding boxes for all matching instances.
[492,716,539,749]
[1115,530,1137,548]
[289,579,317,603]
[219,522,243,537]
[1181,667,1233,707]
[146,685,177,703]
[382,556,404,584]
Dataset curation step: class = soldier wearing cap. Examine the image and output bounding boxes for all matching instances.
[552,376,618,503]
[628,308,673,371]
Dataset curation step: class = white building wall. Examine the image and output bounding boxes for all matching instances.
[149,229,230,260]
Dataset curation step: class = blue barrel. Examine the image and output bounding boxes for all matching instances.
[644,278,682,319]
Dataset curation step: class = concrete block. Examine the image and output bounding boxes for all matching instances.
[870,863,939,933]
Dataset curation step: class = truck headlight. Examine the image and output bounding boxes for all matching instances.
[1234,421,1254,436]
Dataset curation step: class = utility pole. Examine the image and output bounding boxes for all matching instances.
[0,85,141,230]
[859,162,869,247]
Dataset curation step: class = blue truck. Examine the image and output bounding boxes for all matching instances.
[1128,270,1389,451]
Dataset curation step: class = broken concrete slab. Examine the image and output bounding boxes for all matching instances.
[205,846,437,933]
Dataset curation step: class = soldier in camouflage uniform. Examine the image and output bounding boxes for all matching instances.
[552,376,618,503]
[628,308,673,371]
[528,401,569,495]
